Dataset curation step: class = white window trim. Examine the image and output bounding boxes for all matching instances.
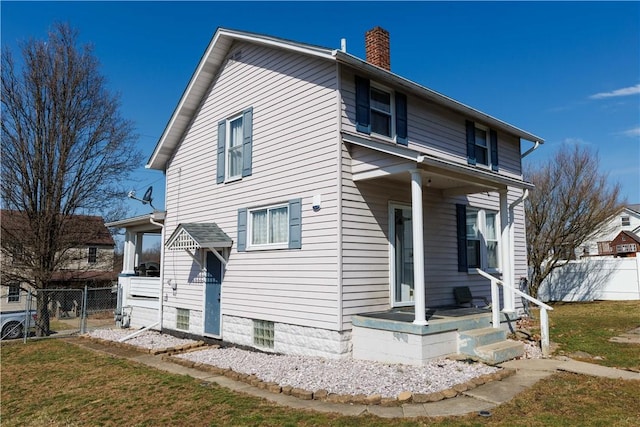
[88,247,98,264]
[473,123,492,169]
[247,203,289,250]
[467,207,500,273]
[370,82,395,141]
[7,285,20,303]
[225,114,244,182]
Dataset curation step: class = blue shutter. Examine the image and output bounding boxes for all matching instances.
[489,129,499,172]
[288,198,302,249]
[456,204,468,272]
[237,208,247,252]
[396,92,408,145]
[466,120,476,166]
[355,76,371,134]
[242,107,253,177]
[217,120,226,183]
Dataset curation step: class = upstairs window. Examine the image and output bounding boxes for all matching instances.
[355,76,408,145]
[217,108,253,183]
[88,247,97,264]
[466,120,499,171]
[370,87,392,137]
[621,216,630,227]
[227,116,244,180]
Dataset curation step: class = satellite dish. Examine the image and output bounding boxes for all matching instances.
[128,186,156,210]
[142,186,153,204]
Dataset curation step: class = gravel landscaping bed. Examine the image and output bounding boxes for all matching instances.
[86,328,541,399]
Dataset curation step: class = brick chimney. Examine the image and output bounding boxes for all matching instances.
[365,27,390,71]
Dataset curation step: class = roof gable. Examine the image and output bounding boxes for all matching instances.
[147,27,544,172]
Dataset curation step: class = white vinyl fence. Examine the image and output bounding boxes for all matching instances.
[539,257,640,302]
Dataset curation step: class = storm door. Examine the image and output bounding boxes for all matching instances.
[391,205,414,305]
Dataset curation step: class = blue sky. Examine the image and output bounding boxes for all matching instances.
[2,1,639,216]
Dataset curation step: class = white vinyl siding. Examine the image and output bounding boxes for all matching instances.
[341,68,524,179]
[340,143,529,328]
[162,42,340,331]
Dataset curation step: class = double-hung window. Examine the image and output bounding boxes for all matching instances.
[250,204,289,247]
[355,76,408,145]
[466,120,499,171]
[370,86,392,137]
[457,205,499,272]
[7,285,20,303]
[217,108,253,183]
[88,247,97,264]
[226,115,244,180]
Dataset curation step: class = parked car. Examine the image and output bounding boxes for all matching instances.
[1,310,37,340]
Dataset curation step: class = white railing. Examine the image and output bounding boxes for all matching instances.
[476,268,554,357]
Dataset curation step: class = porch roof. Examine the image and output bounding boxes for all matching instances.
[343,131,535,193]
[165,223,232,251]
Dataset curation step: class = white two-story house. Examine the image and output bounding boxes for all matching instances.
[114,27,546,365]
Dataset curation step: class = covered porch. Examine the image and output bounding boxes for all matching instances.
[344,132,538,365]
[105,212,165,329]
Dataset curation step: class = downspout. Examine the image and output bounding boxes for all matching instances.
[335,61,344,333]
[509,189,529,312]
[521,141,540,159]
[150,215,165,332]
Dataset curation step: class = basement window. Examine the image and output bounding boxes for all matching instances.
[176,308,190,331]
[253,319,274,349]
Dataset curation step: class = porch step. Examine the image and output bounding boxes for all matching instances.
[475,340,525,365]
[458,327,507,355]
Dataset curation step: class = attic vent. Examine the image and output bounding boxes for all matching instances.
[230,50,242,61]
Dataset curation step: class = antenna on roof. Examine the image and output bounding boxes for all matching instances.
[128,186,156,210]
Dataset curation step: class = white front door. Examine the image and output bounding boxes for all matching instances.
[391,204,414,305]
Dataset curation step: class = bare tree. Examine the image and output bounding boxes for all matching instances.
[524,144,624,299]
[1,23,141,335]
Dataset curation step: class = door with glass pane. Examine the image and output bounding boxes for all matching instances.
[391,205,414,305]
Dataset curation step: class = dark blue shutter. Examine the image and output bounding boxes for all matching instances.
[355,76,371,134]
[288,198,302,249]
[237,208,247,252]
[216,120,226,183]
[489,129,499,172]
[396,92,408,145]
[456,204,468,272]
[242,107,253,177]
[466,120,476,166]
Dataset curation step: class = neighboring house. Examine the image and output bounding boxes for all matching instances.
[579,205,640,258]
[112,27,545,364]
[0,210,117,313]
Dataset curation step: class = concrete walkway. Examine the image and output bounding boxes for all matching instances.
[67,338,640,419]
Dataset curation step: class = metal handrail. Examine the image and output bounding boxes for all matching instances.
[475,268,553,357]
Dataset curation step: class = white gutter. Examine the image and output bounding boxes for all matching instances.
[521,141,541,159]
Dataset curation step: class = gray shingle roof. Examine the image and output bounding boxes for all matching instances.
[166,223,232,250]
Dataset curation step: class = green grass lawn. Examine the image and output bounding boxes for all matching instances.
[1,301,639,426]
[545,300,640,370]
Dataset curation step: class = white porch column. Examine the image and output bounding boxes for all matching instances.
[122,231,136,275]
[134,232,143,270]
[410,169,427,325]
[499,189,515,312]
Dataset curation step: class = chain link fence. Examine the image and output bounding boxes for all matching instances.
[1,286,117,341]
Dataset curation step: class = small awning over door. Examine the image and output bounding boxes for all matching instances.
[165,223,232,251]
